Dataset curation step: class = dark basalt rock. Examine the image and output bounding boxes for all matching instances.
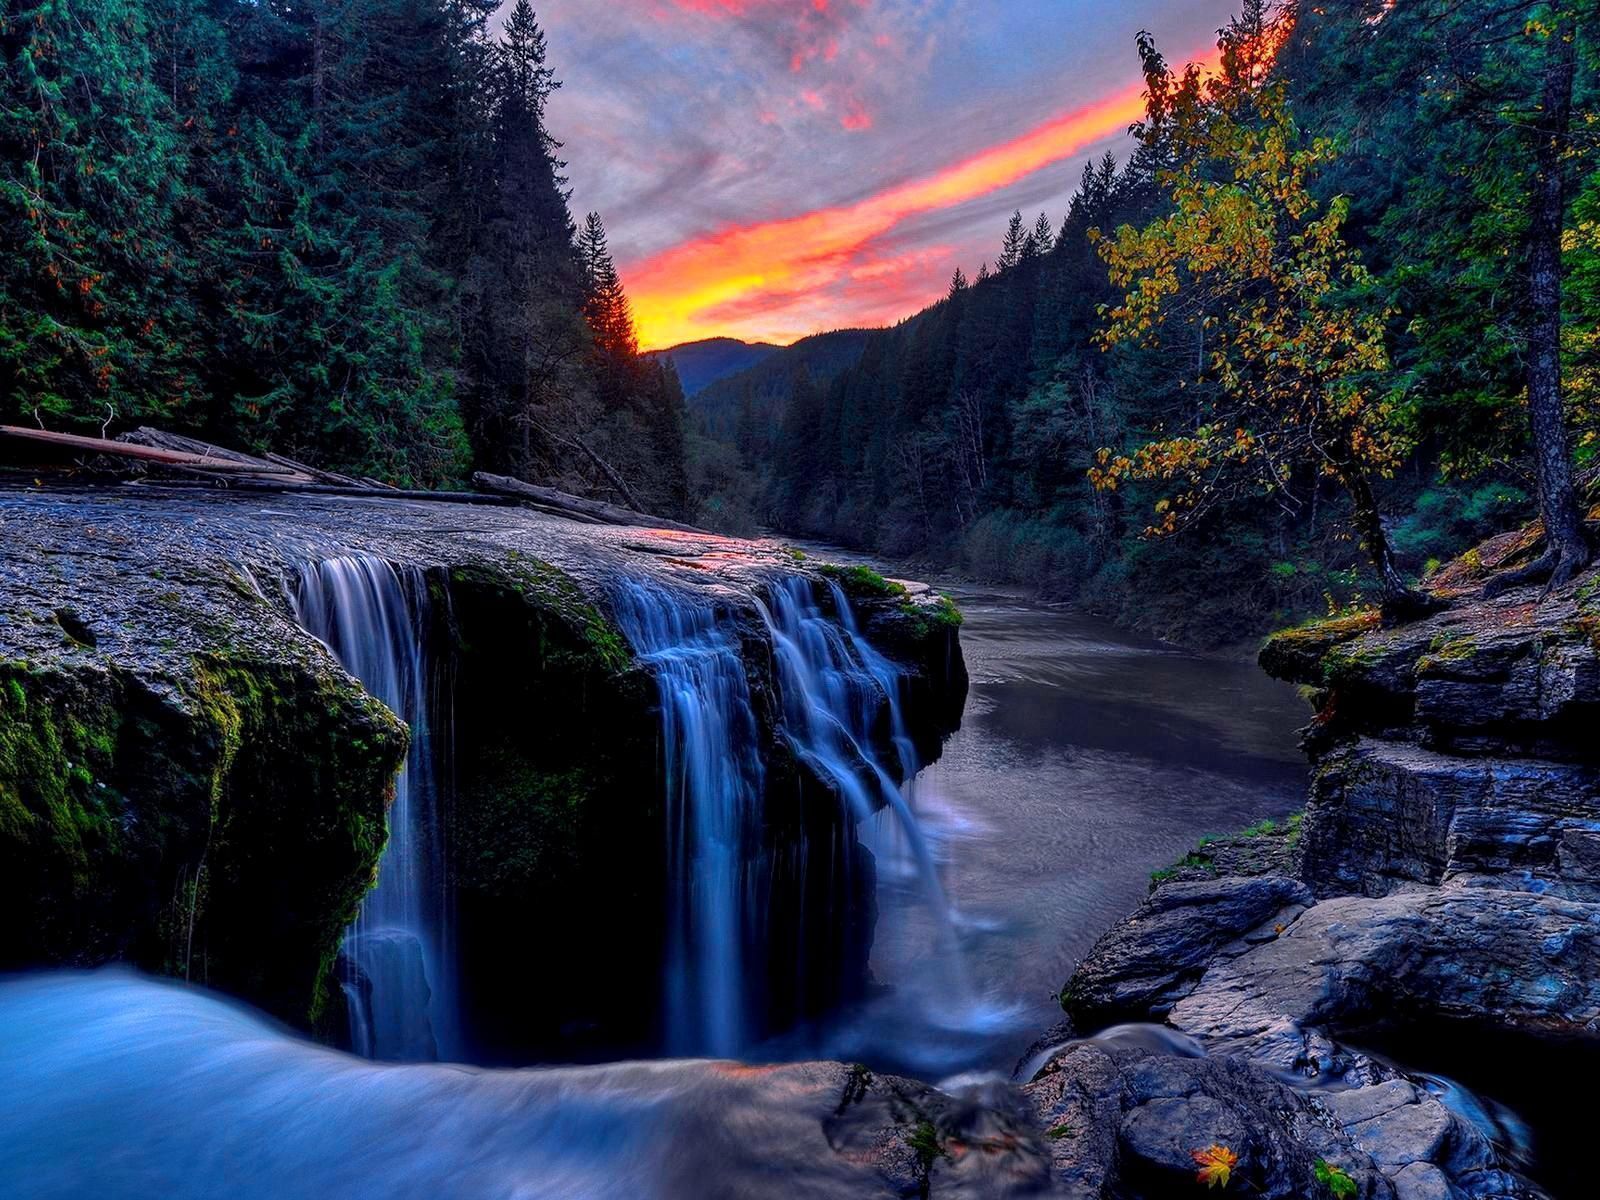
[1021,1040,1394,1200]
[1053,532,1600,1199]
[1301,740,1600,900]
[1062,874,1313,1028]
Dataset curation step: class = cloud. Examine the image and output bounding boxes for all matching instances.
[624,41,1222,348]
[636,0,911,131]
[532,0,1241,346]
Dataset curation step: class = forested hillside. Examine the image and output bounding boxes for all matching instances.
[688,0,1600,643]
[682,328,871,533]
[0,0,687,512]
[651,339,778,397]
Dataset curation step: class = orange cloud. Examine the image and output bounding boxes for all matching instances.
[627,44,1222,349]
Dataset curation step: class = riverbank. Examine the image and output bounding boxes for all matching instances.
[1046,527,1600,1199]
[5,489,1593,1199]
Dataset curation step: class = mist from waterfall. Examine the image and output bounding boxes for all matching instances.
[292,555,455,1062]
[610,579,765,1057]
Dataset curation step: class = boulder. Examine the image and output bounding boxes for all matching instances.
[1022,1040,1394,1200]
[1063,874,1312,1026]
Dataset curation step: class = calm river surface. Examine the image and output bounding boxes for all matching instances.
[772,565,1311,1082]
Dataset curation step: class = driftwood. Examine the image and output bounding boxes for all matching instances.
[120,427,276,466]
[122,429,349,486]
[262,452,367,488]
[473,472,709,534]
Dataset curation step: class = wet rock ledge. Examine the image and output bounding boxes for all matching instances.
[1048,532,1600,1200]
[0,487,966,1046]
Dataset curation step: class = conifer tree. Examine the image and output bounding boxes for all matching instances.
[0,0,201,429]
[579,212,637,361]
[1026,212,1055,259]
[997,211,1027,270]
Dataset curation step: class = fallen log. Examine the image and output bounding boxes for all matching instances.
[1,425,300,475]
[261,452,367,488]
[472,472,709,534]
[122,428,333,484]
[120,427,271,466]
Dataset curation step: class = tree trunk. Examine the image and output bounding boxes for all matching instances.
[1525,12,1590,583]
[1343,467,1430,618]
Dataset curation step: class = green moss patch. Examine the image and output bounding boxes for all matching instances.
[819,562,907,599]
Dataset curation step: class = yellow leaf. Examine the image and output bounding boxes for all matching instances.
[1192,1144,1239,1189]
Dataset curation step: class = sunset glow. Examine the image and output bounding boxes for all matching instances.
[624,46,1222,349]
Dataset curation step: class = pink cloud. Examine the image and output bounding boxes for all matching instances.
[648,0,881,132]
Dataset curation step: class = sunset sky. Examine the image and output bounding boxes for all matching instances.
[534,1,1239,350]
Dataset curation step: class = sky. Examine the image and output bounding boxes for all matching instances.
[532,1,1241,350]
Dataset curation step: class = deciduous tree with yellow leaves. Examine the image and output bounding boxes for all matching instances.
[1089,15,1433,615]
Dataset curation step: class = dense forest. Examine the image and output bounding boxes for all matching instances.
[8,0,1598,644]
[0,0,688,513]
[689,0,1600,643]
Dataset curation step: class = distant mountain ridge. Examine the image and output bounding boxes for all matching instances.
[687,329,872,440]
[648,338,779,396]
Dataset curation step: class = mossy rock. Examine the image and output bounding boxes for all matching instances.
[0,651,407,1031]
[897,594,964,640]
[438,563,664,1057]
[818,562,907,599]
[1258,611,1381,685]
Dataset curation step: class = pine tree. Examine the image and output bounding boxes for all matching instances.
[948,266,969,297]
[1026,212,1055,259]
[0,0,202,429]
[997,211,1027,271]
[499,0,557,124]
[579,212,637,361]
[459,0,590,480]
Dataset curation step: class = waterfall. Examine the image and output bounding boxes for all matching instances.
[757,577,953,921]
[610,579,765,1057]
[291,555,455,1062]
[612,572,959,1057]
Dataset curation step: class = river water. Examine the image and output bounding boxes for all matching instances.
[773,572,1310,1081]
[0,552,1319,1200]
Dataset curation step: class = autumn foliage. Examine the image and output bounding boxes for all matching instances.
[1088,12,1418,605]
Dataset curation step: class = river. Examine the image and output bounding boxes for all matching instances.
[0,550,1321,1200]
[771,570,1310,1082]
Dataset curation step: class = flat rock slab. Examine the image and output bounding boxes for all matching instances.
[1064,874,1314,1025]
[0,487,821,675]
[1167,881,1600,1049]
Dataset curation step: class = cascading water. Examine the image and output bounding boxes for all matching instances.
[757,577,954,923]
[612,572,957,1057]
[610,579,765,1057]
[756,576,997,1076]
[291,554,455,1062]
